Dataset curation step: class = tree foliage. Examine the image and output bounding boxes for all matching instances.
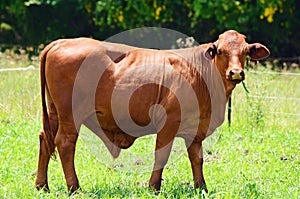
[0,0,299,56]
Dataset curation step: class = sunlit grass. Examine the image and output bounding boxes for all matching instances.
[0,52,299,198]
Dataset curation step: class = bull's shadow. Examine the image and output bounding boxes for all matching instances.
[78,182,207,198]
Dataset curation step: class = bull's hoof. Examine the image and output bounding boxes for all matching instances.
[35,183,50,192]
[148,182,161,194]
[198,183,208,193]
[68,185,80,195]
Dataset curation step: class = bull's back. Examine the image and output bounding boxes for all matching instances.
[45,38,102,74]
[44,38,110,120]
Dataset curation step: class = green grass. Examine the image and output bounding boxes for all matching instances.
[0,52,299,198]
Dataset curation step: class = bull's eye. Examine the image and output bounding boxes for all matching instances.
[217,49,222,55]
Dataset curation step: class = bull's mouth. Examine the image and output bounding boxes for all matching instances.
[227,69,245,84]
[230,79,243,84]
[226,76,244,84]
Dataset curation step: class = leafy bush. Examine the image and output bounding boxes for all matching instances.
[0,0,299,56]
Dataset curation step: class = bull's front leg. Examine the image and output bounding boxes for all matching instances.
[149,129,175,191]
[185,140,208,192]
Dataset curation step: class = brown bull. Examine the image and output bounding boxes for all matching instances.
[35,30,270,193]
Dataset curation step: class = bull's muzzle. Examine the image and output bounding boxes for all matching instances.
[228,69,245,83]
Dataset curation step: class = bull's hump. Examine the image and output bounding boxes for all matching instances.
[123,49,178,66]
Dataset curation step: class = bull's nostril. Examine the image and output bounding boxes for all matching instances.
[240,70,245,78]
[229,70,235,76]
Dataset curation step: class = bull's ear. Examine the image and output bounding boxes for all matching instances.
[205,43,217,59]
[248,43,270,60]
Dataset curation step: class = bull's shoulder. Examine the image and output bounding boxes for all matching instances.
[118,49,193,72]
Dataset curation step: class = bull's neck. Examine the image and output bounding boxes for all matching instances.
[223,78,237,101]
[169,46,236,101]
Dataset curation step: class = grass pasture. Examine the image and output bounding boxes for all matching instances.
[0,51,299,198]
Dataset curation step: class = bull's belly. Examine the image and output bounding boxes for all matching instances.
[95,108,158,149]
[98,109,202,132]
[97,116,158,138]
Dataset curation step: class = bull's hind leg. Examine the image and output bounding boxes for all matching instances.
[35,130,52,191]
[35,100,58,191]
[185,140,208,192]
[55,122,79,193]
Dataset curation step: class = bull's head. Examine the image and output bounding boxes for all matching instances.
[207,30,270,84]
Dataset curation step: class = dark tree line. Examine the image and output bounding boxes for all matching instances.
[0,0,299,57]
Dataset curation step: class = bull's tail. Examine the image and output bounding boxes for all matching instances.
[40,42,56,158]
